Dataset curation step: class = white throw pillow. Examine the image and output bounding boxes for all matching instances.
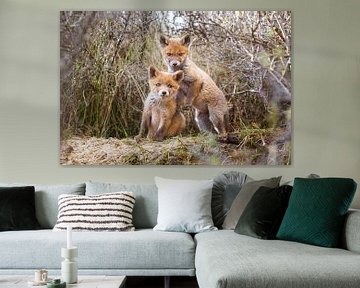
[53,192,135,231]
[153,177,217,233]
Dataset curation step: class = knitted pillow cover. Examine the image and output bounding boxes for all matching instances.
[53,192,136,231]
[277,178,357,247]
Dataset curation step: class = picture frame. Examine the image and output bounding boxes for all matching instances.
[60,10,292,166]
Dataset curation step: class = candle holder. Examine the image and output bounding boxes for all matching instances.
[61,247,78,284]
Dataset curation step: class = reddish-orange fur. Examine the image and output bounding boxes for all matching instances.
[160,35,229,136]
[136,66,185,141]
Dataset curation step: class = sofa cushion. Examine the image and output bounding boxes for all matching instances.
[0,229,195,272]
[234,185,292,239]
[277,178,357,247]
[0,183,86,229]
[53,192,136,232]
[222,177,281,229]
[342,209,360,253]
[0,186,40,231]
[212,171,251,228]
[86,182,158,229]
[154,177,216,233]
[195,230,360,288]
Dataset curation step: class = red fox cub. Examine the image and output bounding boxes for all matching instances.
[160,34,229,136]
[136,66,186,141]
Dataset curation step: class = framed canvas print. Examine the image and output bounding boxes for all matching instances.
[60,11,291,166]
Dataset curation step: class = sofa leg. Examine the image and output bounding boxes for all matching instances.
[164,276,170,288]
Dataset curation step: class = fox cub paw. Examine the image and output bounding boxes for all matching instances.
[134,135,142,142]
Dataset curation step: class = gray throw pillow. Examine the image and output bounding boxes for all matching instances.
[212,171,252,228]
[222,177,281,230]
[153,177,217,233]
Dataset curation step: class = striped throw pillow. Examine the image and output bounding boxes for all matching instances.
[53,192,136,231]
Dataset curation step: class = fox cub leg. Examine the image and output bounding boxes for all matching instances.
[155,111,185,140]
[208,106,228,136]
[194,109,215,134]
[155,117,171,141]
[135,108,151,141]
[167,112,186,137]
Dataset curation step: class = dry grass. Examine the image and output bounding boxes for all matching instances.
[60,11,290,139]
[60,129,287,166]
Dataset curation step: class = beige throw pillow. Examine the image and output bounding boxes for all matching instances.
[222,177,281,230]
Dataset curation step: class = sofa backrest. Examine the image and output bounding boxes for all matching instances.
[86,181,158,229]
[0,183,86,228]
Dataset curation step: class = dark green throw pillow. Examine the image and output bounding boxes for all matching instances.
[0,186,41,231]
[235,185,292,239]
[277,178,357,247]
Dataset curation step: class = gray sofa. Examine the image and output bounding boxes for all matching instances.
[0,181,359,288]
[195,212,360,288]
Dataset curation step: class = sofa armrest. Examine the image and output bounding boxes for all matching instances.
[342,209,360,253]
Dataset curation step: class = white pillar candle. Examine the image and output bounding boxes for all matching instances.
[67,225,72,249]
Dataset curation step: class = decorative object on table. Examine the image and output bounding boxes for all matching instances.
[61,225,78,284]
[47,279,66,288]
[35,269,48,283]
[27,269,51,286]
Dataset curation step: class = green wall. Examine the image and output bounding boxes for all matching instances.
[0,0,359,208]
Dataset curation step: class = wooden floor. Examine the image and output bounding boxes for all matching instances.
[126,276,199,288]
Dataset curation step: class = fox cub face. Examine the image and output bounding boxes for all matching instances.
[160,35,190,69]
[148,66,184,97]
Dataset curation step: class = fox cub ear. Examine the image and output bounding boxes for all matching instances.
[149,66,159,79]
[180,35,191,47]
[159,35,169,47]
[173,70,184,82]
